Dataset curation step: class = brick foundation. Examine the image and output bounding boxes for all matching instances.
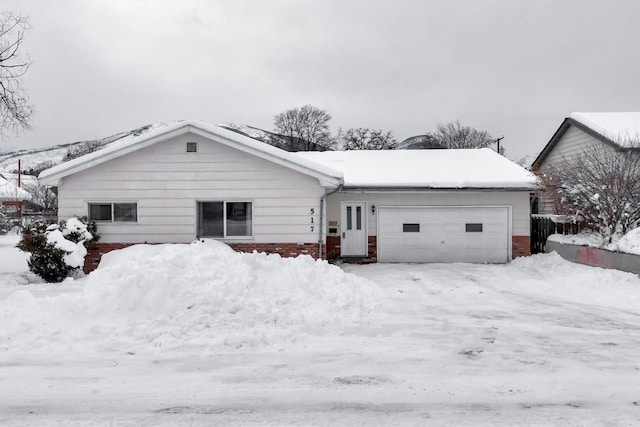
[84,235,531,273]
[83,241,325,273]
[325,235,378,262]
[228,242,324,260]
[84,243,137,273]
[326,236,341,260]
[512,235,531,258]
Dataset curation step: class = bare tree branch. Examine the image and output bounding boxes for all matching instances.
[0,11,33,138]
[542,145,640,243]
[340,127,397,150]
[434,120,494,149]
[273,105,334,151]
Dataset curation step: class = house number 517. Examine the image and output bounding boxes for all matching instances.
[310,208,315,232]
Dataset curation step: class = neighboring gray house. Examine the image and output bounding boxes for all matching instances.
[532,112,640,214]
[39,120,538,271]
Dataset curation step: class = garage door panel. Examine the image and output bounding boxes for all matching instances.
[378,207,509,263]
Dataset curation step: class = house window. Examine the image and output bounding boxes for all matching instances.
[465,223,483,232]
[88,203,137,222]
[197,201,252,237]
[186,142,198,152]
[403,223,420,232]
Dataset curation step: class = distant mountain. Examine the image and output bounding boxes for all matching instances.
[218,123,330,152]
[397,134,445,150]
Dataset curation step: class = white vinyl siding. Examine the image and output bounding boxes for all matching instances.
[539,126,615,174]
[537,125,618,214]
[326,191,530,238]
[56,132,325,244]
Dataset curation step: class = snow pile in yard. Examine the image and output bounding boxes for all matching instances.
[0,240,377,353]
[549,227,640,255]
[616,227,640,255]
[548,231,604,247]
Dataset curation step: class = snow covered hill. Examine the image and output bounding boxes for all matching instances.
[0,124,160,176]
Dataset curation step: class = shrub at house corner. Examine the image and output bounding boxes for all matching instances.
[17,217,100,283]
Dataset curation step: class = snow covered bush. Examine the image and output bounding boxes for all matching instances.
[16,217,99,283]
[0,207,12,235]
[542,145,640,244]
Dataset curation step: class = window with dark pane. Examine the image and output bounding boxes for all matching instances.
[346,206,352,230]
[226,202,252,236]
[186,142,197,152]
[114,203,137,222]
[197,202,224,237]
[356,206,362,230]
[465,223,483,232]
[403,223,420,232]
[88,204,112,222]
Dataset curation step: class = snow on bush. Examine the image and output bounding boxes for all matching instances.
[615,227,640,255]
[0,240,378,353]
[16,217,98,283]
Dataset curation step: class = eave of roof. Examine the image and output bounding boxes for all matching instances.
[339,185,541,192]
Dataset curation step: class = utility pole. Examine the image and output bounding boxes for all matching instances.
[495,136,505,155]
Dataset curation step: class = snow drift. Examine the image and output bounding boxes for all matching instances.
[0,240,377,354]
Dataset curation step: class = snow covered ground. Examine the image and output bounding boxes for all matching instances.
[549,227,640,255]
[0,235,639,426]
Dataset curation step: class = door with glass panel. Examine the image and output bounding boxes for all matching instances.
[340,201,367,256]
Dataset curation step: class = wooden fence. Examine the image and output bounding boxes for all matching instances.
[531,215,583,254]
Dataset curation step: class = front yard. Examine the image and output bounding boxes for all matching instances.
[0,235,639,425]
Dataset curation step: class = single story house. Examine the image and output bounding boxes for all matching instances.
[39,120,539,271]
[532,112,640,214]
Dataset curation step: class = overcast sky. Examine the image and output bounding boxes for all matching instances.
[2,0,639,161]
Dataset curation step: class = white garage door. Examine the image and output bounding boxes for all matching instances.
[377,206,510,263]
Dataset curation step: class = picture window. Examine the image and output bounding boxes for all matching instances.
[197,201,252,237]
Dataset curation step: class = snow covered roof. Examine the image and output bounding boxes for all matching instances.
[532,112,640,169]
[38,120,537,191]
[0,176,32,201]
[38,120,343,187]
[569,112,640,148]
[296,148,539,190]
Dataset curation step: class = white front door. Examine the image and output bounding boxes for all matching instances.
[341,201,367,257]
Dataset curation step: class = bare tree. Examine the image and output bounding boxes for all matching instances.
[22,181,57,210]
[339,127,397,150]
[273,105,334,151]
[0,12,33,137]
[434,120,494,149]
[542,146,640,243]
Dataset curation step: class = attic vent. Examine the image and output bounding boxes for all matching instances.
[186,142,198,152]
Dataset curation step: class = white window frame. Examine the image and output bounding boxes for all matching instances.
[87,202,138,223]
[196,200,253,239]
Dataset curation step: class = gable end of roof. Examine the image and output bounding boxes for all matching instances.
[533,116,639,169]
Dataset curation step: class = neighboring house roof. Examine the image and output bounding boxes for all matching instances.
[0,176,32,201]
[39,120,343,187]
[532,112,640,169]
[296,148,539,190]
